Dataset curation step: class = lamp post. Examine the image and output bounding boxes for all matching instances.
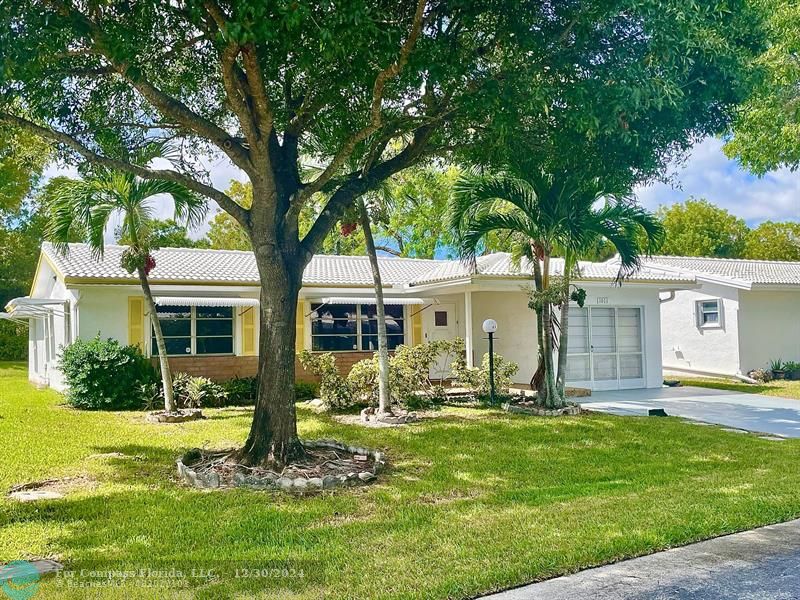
[482,319,498,405]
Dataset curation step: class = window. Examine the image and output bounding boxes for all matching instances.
[151,305,234,356]
[434,310,448,327]
[697,299,722,328]
[310,303,406,352]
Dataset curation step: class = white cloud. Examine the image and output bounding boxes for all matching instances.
[42,156,246,243]
[42,135,800,245]
[635,137,800,225]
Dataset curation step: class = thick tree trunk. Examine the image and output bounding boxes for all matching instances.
[239,245,306,467]
[137,266,176,413]
[359,199,391,415]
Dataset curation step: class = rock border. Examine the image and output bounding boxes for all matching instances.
[360,407,419,425]
[503,402,582,417]
[176,439,386,493]
[146,409,204,423]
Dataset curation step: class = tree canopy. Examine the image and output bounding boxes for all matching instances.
[656,199,800,260]
[725,0,800,172]
[657,199,750,258]
[744,220,800,260]
[0,125,50,213]
[1,0,765,255]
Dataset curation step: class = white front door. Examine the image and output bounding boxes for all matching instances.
[423,302,456,379]
[565,306,645,391]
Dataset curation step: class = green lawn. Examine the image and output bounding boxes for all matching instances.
[676,377,800,400]
[3,360,800,599]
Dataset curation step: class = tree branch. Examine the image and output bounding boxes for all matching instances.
[375,245,402,257]
[48,0,254,175]
[301,123,434,255]
[297,0,428,202]
[1,112,250,227]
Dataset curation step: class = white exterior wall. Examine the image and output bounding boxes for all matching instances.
[27,260,73,390]
[659,283,742,376]
[465,283,663,389]
[738,290,800,372]
[76,286,134,343]
[470,289,537,384]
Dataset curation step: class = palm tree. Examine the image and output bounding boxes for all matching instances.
[450,170,663,408]
[46,169,207,414]
[553,187,664,395]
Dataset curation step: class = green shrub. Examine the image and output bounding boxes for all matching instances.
[298,350,352,408]
[217,377,317,405]
[452,351,519,399]
[294,381,318,402]
[59,336,157,410]
[347,356,380,405]
[388,340,457,404]
[170,373,228,408]
[0,320,27,360]
[300,340,461,410]
[222,376,258,405]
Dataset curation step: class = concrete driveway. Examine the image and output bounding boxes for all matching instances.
[579,386,800,438]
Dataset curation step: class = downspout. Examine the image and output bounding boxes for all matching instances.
[659,290,676,304]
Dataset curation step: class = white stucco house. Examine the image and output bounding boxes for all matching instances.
[4,242,695,393]
[641,256,800,378]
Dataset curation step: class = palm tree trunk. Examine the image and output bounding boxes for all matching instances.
[539,255,563,408]
[556,252,574,395]
[137,266,176,413]
[530,250,546,393]
[359,199,391,415]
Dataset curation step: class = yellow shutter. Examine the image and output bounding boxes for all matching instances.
[295,300,305,353]
[411,309,423,345]
[241,307,256,356]
[128,296,145,350]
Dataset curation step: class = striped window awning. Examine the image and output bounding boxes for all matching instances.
[154,296,259,308]
[320,296,424,306]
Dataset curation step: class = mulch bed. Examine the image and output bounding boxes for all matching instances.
[177,440,386,493]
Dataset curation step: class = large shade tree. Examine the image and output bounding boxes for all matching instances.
[0,0,764,466]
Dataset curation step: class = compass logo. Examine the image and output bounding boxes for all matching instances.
[0,561,40,600]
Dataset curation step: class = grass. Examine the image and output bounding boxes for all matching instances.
[676,376,800,400]
[3,360,800,599]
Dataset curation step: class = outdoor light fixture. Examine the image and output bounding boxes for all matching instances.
[482,319,498,405]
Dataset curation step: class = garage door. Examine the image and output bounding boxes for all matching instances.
[564,306,645,391]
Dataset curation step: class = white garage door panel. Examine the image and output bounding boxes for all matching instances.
[566,306,646,391]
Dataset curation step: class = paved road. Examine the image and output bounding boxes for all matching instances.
[482,519,800,599]
[579,386,800,438]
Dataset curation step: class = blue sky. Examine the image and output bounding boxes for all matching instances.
[634,137,800,226]
[47,135,799,243]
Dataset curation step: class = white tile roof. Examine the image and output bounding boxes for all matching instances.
[645,256,800,286]
[41,242,443,287]
[41,243,692,289]
[411,253,694,285]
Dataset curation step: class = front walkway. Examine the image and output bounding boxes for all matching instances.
[579,386,800,438]
[482,518,800,599]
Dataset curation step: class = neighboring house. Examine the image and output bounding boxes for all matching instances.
[642,256,800,378]
[4,242,694,392]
